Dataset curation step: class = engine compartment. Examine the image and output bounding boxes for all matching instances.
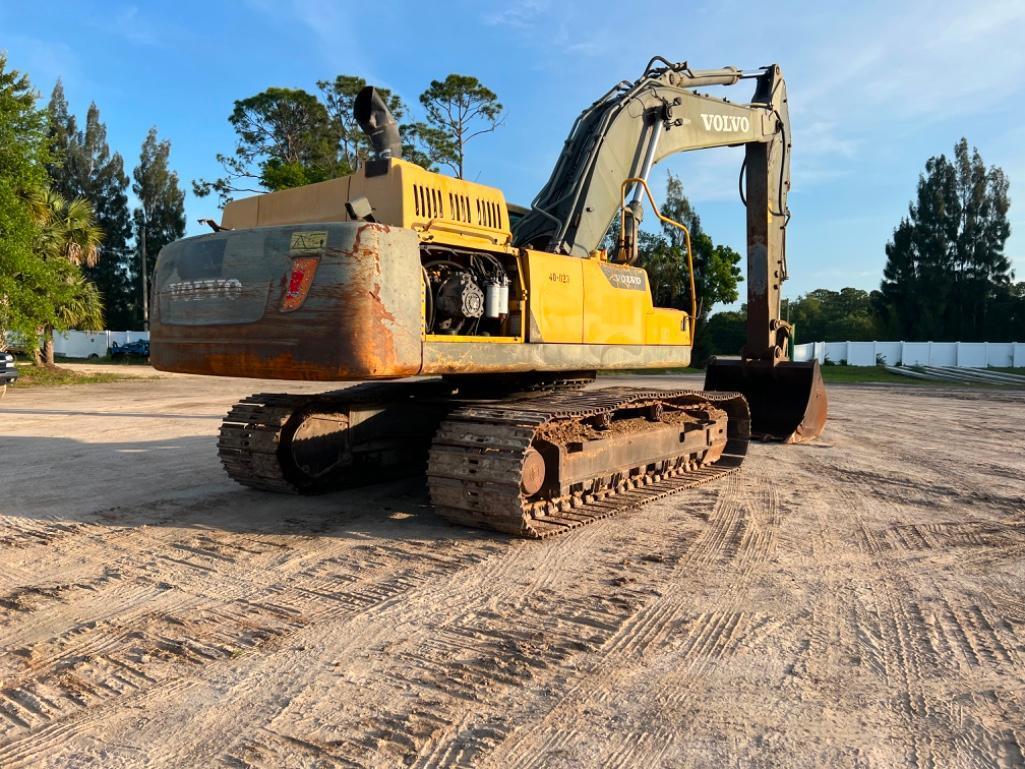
[421,244,522,339]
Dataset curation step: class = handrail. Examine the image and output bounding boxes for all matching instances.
[618,177,698,326]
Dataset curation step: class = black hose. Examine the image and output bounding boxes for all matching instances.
[421,267,435,332]
[423,258,464,271]
[738,157,747,206]
[770,116,788,218]
[643,55,677,75]
[737,117,788,221]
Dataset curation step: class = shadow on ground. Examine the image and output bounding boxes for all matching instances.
[0,434,498,547]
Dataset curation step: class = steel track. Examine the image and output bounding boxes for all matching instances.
[218,382,750,538]
[428,387,750,538]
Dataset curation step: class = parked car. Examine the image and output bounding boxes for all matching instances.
[110,339,150,359]
[1,352,18,396]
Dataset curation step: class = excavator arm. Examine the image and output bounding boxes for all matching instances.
[515,59,825,442]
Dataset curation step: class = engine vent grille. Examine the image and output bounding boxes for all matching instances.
[477,199,502,229]
[448,192,473,223]
[414,184,444,219]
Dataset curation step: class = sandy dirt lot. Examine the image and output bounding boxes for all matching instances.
[1,373,1023,768]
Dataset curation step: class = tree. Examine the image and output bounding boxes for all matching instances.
[0,54,52,352]
[318,75,436,172]
[638,171,742,363]
[194,87,340,205]
[46,90,135,329]
[601,171,743,363]
[706,287,886,358]
[782,288,880,344]
[133,128,185,327]
[319,75,400,173]
[417,75,502,178]
[705,308,747,358]
[878,138,1012,341]
[986,281,1025,342]
[45,79,77,200]
[31,188,104,364]
[54,271,104,335]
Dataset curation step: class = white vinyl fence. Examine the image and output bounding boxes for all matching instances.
[53,330,150,359]
[793,341,1025,368]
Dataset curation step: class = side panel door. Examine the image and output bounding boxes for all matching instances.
[582,260,651,345]
[524,250,583,343]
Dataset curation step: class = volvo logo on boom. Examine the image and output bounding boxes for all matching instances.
[700,114,750,133]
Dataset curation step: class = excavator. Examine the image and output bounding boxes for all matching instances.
[151,58,827,538]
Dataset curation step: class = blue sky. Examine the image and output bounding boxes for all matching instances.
[4,0,1025,301]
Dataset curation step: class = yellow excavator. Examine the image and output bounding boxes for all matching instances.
[151,58,826,538]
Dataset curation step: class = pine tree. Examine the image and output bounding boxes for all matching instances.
[417,75,502,179]
[46,89,135,329]
[317,75,435,172]
[133,128,185,327]
[318,76,403,173]
[880,139,1012,341]
[45,80,78,200]
[193,87,340,205]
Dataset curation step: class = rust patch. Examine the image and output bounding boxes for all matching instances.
[151,221,423,381]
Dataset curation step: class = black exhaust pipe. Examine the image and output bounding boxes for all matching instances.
[354,86,402,160]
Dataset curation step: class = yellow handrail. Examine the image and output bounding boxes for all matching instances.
[618,177,698,327]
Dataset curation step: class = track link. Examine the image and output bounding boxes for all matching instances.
[218,381,449,493]
[428,387,750,538]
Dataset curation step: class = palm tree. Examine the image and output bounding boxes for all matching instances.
[55,272,104,332]
[32,189,103,266]
[31,189,105,364]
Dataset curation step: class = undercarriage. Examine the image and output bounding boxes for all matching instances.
[218,378,750,538]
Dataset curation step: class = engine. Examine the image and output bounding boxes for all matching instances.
[423,247,511,336]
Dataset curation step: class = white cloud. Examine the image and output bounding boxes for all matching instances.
[482,0,550,29]
[480,0,604,61]
[800,0,1025,122]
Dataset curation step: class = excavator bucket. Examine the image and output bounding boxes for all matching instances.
[703,358,827,443]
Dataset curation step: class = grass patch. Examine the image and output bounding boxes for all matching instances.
[602,364,1017,387]
[5,364,150,389]
[15,353,151,366]
[816,365,930,385]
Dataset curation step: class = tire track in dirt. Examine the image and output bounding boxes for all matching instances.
[202,487,727,769]
[822,452,1025,769]
[0,516,103,556]
[477,474,783,768]
[0,504,514,767]
[4,382,1025,767]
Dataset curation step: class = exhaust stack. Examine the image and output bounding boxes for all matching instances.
[354,86,403,160]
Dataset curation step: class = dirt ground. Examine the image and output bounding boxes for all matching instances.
[1,372,1024,768]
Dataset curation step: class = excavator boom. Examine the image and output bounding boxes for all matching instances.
[514,58,826,442]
